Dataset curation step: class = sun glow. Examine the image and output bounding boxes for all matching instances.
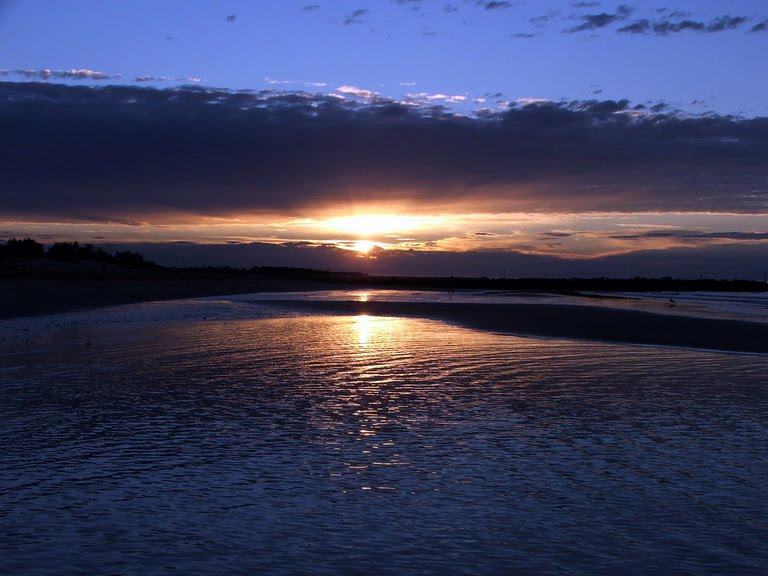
[323,214,439,236]
[352,240,376,253]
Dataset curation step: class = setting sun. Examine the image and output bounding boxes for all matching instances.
[352,240,376,253]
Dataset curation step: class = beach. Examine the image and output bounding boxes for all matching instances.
[3,274,768,355]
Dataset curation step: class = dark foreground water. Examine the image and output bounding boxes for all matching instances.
[1,314,767,575]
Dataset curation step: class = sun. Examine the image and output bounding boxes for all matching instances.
[352,240,376,253]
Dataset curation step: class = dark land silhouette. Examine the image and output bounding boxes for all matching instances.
[1,237,766,319]
[1,239,154,271]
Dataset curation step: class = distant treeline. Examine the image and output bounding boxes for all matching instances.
[353,275,768,293]
[0,238,157,269]
[2,238,766,291]
[170,265,768,292]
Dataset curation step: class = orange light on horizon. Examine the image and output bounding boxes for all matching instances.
[321,214,444,237]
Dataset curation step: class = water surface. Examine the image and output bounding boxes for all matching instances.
[1,311,767,575]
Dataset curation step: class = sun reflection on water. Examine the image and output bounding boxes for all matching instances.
[354,314,372,346]
[351,313,406,349]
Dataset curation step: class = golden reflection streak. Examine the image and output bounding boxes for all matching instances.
[351,312,406,348]
[354,314,372,346]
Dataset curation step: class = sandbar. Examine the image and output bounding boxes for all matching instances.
[256,299,768,354]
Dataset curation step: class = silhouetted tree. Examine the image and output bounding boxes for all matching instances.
[79,243,113,263]
[47,241,82,261]
[114,251,147,268]
[5,238,45,258]
[48,241,130,264]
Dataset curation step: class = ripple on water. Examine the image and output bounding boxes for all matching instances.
[1,315,767,575]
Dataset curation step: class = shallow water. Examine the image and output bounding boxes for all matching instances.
[1,313,767,575]
[233,287,768,322]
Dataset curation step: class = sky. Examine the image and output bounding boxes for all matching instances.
[1,0,767,278]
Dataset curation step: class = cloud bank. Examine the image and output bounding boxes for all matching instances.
[618,14,749,35]
[1,82,767,222]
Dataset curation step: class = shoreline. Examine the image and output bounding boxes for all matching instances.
[254,299,768,355]
[2,278,767,355]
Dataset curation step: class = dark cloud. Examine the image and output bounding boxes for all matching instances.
[1,82,767,222]
[750,19,768,33]
[619,14,749,35]
[705,15,747,32]
[571,2,600,7]
[481,1,513,10]
[655,20,705,33]
[443,4,459,13]
[303,4,321,11]
[617,19,650,33]
[564,5,632,33]
[565,7,753,36]
[342,8,369,25]
[225,14,236,23]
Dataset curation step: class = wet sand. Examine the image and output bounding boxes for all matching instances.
[0,275,336,319]
[256,299,768,354]
[3,276,767,354]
